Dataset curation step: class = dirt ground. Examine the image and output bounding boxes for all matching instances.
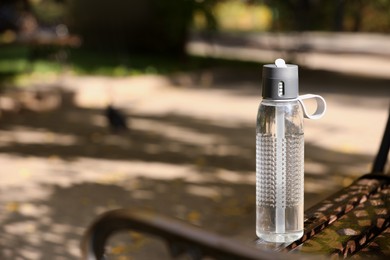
[0,63,389,259]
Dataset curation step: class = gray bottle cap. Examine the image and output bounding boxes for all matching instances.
[262,59,299,100]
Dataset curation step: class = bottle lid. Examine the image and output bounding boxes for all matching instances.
[262,58,298,100]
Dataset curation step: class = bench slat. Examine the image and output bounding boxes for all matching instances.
[289,184,390,258]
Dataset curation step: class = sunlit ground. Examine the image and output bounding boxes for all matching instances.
[0,57,388,258]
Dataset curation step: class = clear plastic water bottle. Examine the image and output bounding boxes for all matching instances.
[256,59,326,243]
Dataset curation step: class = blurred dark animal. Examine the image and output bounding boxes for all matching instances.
[105,105,128,132]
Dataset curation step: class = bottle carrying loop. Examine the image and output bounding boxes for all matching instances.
[297,94,327,120]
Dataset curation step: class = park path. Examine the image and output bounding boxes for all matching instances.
[0,55,389,258]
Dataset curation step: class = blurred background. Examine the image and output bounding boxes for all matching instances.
[0,0,389,259]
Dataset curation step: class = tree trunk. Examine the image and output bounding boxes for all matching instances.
[334,0,345,31]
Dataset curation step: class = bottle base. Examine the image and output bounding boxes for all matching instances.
[256,230,303,243]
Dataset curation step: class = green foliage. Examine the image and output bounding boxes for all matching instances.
[212,0,272,32]
[0,46,29,74]
[31,0,66,24]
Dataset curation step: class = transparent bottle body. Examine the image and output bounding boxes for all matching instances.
[256,99,304,243]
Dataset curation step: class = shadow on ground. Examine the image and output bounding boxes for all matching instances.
[0,89,376,258]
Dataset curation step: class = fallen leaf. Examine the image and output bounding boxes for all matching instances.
[6,202,20,212]
[187,210,201,225]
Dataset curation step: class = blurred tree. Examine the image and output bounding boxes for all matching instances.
[346,0,365,32]
[263,0,333,31]
[334,0,346,31]
[262,0,390,32]
[344,0,390,32]
[66,0,217,55]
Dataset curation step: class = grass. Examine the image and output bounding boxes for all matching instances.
[0,44,261,88]
[66,48,261,76]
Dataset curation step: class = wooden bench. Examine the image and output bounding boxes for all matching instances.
[81,110,390,259]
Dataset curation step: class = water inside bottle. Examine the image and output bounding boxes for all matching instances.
[256,133,304,242]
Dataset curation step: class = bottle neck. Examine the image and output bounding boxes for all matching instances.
[261,98,299,105]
